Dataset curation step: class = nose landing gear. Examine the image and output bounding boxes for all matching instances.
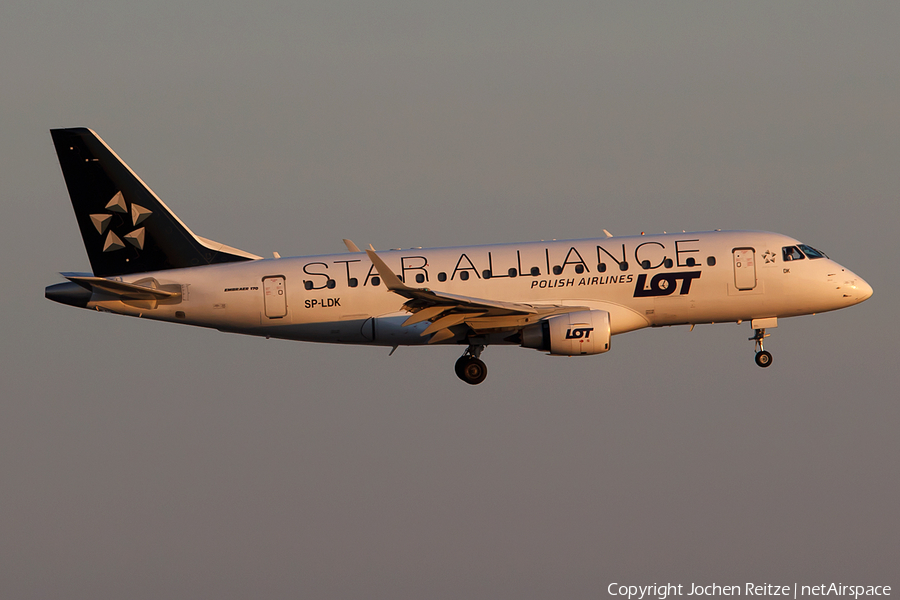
[750,328,773,368]
[455,344,487,384]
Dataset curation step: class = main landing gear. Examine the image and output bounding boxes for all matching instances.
[750,328,773,368]
[455,344,487,385]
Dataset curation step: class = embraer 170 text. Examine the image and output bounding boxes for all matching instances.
[46,129,873,384]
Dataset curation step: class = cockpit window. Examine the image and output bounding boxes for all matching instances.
[798,244,828,259]
[782,246,805,261]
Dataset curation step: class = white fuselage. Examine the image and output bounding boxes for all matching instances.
[85,230,871,348]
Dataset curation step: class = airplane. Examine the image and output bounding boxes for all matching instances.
[45,128,873,384]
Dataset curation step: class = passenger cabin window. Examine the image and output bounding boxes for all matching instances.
[798,244,828,259]
[782,246,805,261]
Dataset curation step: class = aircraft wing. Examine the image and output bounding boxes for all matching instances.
[366,249,584,343]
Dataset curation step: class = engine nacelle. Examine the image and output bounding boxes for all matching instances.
[520,309,611,356]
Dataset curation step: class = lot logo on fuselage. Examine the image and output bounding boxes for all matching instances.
[633,271,701,297]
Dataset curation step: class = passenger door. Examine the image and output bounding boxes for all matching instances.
[263,276,287,318]
[732,248,757,291]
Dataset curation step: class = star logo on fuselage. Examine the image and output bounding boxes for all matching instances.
[89,191,152,253]
[762,250,776,264]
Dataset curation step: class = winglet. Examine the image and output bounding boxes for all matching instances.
[603,229,613,238]
[365,249,410,291]
[343,239,361,252]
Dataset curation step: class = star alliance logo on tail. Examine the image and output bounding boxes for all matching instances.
[89,191,153,253]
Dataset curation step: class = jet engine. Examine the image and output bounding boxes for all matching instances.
[520,309,611,356]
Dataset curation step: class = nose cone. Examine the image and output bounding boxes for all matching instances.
[854,277,874,302]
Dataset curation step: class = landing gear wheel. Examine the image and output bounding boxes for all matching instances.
[750,328,773,368]
[755,350,773,368]
[454,355,469,380]
[458,357,488,385]
[455,344,488,384]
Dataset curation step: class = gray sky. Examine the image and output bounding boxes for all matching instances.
[2,1,898,598]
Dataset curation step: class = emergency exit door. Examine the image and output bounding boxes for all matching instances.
[732,248,757,291]
[263,276,287,318]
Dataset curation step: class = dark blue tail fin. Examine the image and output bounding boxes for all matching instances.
[51,128,259,277]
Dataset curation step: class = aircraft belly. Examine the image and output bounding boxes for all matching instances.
[249,319,375,344]
[650,296,690,324]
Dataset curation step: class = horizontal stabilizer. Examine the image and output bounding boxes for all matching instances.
[64,274,178,300]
